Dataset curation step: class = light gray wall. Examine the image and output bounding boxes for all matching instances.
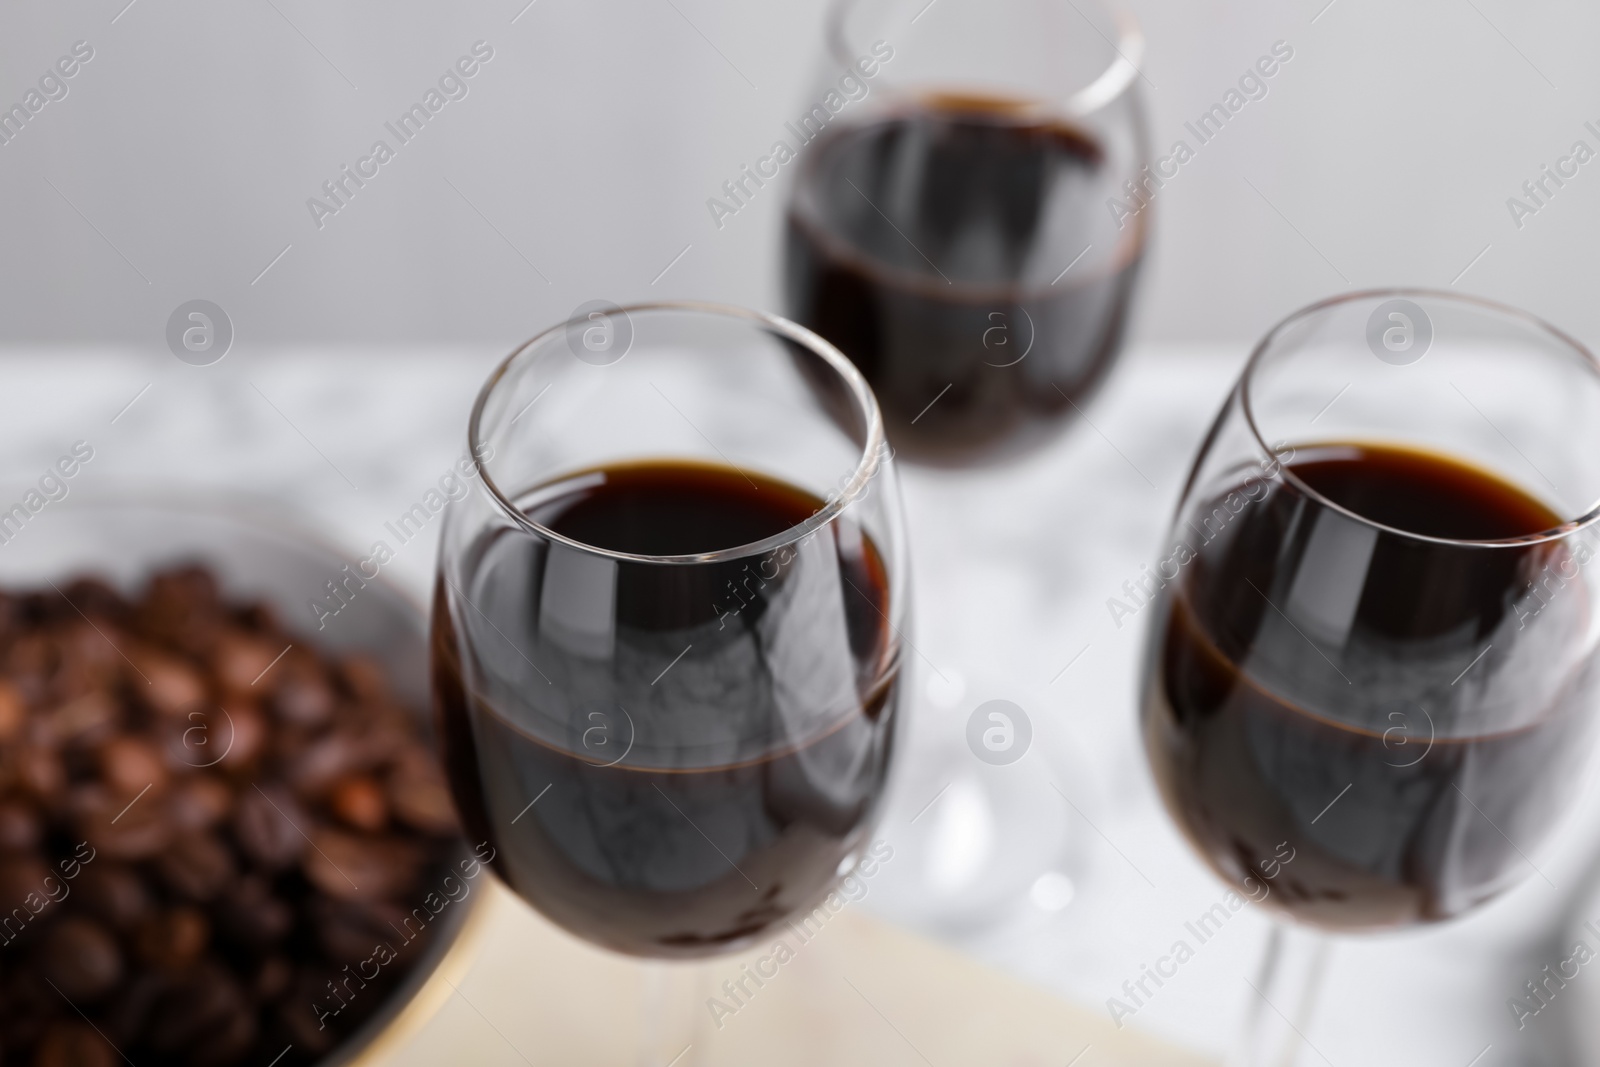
[0,0,1594,353]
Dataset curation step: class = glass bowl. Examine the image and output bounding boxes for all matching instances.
[0,491,490,1067]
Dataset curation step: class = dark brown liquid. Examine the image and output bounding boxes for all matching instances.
[432,462,899,956]
[785,97,1144,465]
[1143,443,1598,929]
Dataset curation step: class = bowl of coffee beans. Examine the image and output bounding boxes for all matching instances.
[0,495,486,1067]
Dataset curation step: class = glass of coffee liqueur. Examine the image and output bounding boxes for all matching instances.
[782,0,1149,466]
[432,302,907,1063]
[1139,290,1600,1064]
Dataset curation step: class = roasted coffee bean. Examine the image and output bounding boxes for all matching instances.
[308,897,399,965]
[236,601,280,632]
[215,876,292,949]
[217,703,266,770]
[8,634,53,684]
[97,737,167,797]
[303,829,419,902]
[166,775,232,831]
[186,1008,256,1067]
[75,863,150,932]
[0,799,41,852]
[329,775,388,832]
[278,974,337,1055]
[103,971,167,1048]
[290,731,372,799]
[135,651,206,719]
[269,722,313,768]
[159,712,224,776]
[155,833,234,901]
[135,567,223,656]
[0,971,58,1048]
[134,907,209,971]
[253,955,292,1002]
[211,632,279,695]
[339,657,388,704]
[39,918,123,1002]
[232,785,305,869]
[42,691,118,750]
[272,660,334,728]
[0,681,26,742]
[0,852,51,919]
[62,579,127,622]
[388,752,459,836]
[31,1021,117,1067]
[54,623,124,690]
[73,786,169,861]
[355,715,410,764]
[14,746,64,801]
[144,963,248,1060]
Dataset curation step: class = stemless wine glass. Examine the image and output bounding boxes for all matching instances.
[1140,290,1600,1065]
[431,302,908,1064]
[783,0,1150,466]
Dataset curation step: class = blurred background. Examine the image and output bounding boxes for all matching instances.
[0,0,1594,352]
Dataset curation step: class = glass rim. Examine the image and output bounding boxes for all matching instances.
[1240,287,1600,549]
[824,0,1145,119]
[467,300,889,565]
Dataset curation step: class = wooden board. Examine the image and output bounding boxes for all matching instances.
[356,877,1215,1066]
